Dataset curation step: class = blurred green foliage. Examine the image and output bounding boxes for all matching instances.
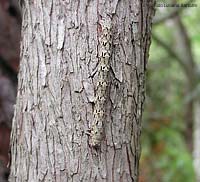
[140,1,199,181]
[183,9,200,59]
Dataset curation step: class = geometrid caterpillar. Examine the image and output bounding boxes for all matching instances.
[91,19,113,148]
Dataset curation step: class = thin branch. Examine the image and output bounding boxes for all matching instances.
[153,0,195,25]
[153,7,183,25]
[152,33,189,75]
[176,15,196,75]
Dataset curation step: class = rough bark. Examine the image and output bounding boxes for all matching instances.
[10,1,155,181]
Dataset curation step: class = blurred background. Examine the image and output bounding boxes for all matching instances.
[0,0,199,181]
[140,0,200,181]
[0,0,20,181]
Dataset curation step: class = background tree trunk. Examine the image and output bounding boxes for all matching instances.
[193,101,200,182]
[10,1,155,181]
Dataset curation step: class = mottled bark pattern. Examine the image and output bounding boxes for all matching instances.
[91,18,112,148]
[10,0,154,181]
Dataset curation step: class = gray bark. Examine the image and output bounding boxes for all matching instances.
[10,1,155,181]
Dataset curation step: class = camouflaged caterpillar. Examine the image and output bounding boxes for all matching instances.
[91,19,112,148]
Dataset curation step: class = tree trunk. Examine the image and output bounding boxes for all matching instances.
[10,1,155,181]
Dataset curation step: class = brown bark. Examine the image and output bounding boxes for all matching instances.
[10,1,155,181]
